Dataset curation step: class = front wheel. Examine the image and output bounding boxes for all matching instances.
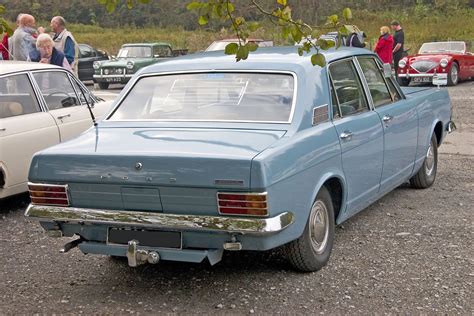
[447,63,459,86]
[98,82,109,90]
[410,133,438,189]
[285,186,335,272]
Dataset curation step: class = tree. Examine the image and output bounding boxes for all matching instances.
[100,0,354,66]
[0,5,13,36]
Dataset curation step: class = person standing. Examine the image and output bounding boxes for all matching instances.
[0,32,9,60]
[374,26,394,64]
[391,20,405,74]
[50,16,78,75]
[10,14,39,61]
[346,30,367,48]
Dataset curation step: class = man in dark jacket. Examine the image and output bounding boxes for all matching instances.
[346,31,366,48]
[391,20,405,74]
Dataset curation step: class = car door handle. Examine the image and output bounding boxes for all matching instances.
[57,114,71,120]
[340,131,353,140]
[0,128,6,131]
[382,115,393,123]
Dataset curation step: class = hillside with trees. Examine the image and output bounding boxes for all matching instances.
[1,0,473,28]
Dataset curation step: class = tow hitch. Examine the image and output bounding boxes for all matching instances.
[127,240,160,267]
[60,237,84,253]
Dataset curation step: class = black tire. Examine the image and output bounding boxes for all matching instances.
[98,82,109,90]
[398,77,410,86]
[285,186,335,272]
[410,133,438,189]
[447,63,459,86]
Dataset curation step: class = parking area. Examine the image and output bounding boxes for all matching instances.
[0,82,472,314]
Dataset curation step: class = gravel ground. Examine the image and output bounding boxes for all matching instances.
[1,82,472,314]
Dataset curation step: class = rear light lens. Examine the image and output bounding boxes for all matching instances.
[217,192,268,216]
[28,183,69,206]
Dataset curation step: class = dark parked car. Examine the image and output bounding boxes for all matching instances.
[78,44,108,82]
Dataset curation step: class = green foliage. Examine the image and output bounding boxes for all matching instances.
[0,5,13,36]
[93,0,353,66]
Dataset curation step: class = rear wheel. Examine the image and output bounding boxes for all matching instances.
[410,133,438,189]
[447,63,459,86]
[98,82,109,90]
[398,77,410,86]
[285,186,335,272]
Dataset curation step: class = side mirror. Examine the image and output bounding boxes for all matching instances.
[382,63,392,78]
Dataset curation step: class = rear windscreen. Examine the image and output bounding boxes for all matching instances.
[108,72,295,123]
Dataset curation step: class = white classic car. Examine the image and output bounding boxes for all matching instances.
[0,61,113,199]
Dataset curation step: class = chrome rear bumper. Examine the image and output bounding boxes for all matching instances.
[25,205,294,235]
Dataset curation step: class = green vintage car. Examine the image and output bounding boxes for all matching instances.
[93,42,187,89]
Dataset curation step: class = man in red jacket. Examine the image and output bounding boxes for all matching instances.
[374,26,394,65]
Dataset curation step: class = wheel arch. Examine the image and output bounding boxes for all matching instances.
[310,172,347,225]
[433,120,444,147]
[0,162,6,188]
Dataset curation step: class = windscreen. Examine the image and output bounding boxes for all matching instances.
[118,46,152,58]
[108,72,295,123]
[419,42,465,54]
[205,41,234,51]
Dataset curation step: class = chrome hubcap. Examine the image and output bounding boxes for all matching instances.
[451,66,458,84]
[425,142,435,176]
[309,200,329,254]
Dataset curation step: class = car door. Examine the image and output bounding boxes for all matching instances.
[356,56,418,193]
[0,73,60,193]
[78,44,96,81]
[32,70,94,142]
[329,59,384,215]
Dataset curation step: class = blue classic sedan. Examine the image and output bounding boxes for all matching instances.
[25,46,453,271]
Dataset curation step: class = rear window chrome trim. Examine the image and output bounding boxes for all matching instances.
[105,69,298,124]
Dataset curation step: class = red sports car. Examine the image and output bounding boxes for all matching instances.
[397,41,474,86]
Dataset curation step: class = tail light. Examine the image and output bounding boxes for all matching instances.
[28,183,69,206]
[217,192,268,216]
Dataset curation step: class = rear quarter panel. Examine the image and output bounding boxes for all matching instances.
[403,87,451,174]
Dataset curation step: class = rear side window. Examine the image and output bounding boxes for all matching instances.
[358,58,393,107]
[329,60,369,117]
[0,74,41,118]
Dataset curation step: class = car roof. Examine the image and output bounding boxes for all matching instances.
[212,38,266,42]
[141,46,375,74]
[0,61,63,75]
[122,43,171,47]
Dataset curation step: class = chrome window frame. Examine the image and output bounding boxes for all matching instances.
[105,70,298,125]
[354,56,395,108]
[30,69,82,111]
[327,57,372,120]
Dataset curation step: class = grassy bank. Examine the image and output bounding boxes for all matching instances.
[40,9,474,54]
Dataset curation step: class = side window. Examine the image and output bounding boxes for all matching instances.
[79,45,94,58]
[154,45,172,57]
[358,58,393,107]
[69,75,88,104]
[386,78,402,102]
[329,60,369,117]
[33,72,80,110]
[329,77,340,119]
[0,74,41,118]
